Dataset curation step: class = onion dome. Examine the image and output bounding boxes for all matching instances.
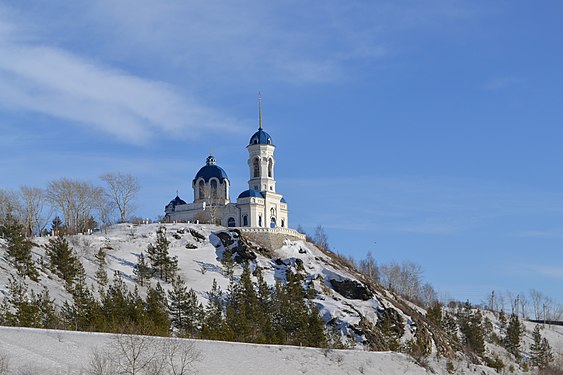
[193,155,229,183]
[249,128,273,145]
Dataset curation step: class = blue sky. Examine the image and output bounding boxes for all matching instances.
[1,1,562,305]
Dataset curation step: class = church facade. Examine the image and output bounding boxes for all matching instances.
[164,100,289,229]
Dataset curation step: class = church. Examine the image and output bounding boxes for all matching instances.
[164,98,289,229]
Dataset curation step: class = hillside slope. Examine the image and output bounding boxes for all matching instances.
[0,223,561,374]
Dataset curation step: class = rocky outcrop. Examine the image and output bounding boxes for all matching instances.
[330,278,373,301]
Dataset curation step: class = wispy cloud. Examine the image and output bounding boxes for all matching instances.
[0,7,242,144]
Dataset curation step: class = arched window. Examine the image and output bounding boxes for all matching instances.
[227,217,236,227]
[270,217,276,228]
[268,158,273,178]
[258,216,262,227]
[281,219,285,228]
[198,180,205,199]
[253,158,260,178]
[243,215,248,226]
[210,179,218,198]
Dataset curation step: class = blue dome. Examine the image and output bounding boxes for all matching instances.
[193,155,229,183]
[237,189,264,199]
[280,197,286,203]
[249,128,273,146]
[169,196,187,206]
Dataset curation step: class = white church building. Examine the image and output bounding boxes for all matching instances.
[164,99,289,229]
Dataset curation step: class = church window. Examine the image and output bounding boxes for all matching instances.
[198,180,205,199]
[268,158,273,178]
[243,215,248,226]
[270,217,276,228]
[210,179,218,198]
[227,217,236,227]
[281,219,285,228]
[253,158,260,177]
[258,216,262,227]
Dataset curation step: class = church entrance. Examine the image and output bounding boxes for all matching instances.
[227,217,236,227]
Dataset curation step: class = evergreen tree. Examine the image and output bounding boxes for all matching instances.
[133,252,151,286]
[0,213,39,281]
[503,313,523,358]
[100,271,140,331]
[168,275,189,330]
[426,302,443,327]
[62,268,102,331]
[94,247,108,285]
[36,287,60,329]
[145,283,170,336]
[5,275,40,327]
[530,325,554,370]
[50,216,64,235]
[146,227,177,282]
[457,302,485,356]
[44,235,81,287]
[202,279,224,340]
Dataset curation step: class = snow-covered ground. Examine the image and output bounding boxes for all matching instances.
[0,223,562,374]
[0,326,427,375]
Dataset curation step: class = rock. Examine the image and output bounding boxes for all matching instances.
[330,278,373,301]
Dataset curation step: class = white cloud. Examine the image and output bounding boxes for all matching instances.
[0,9,242,144]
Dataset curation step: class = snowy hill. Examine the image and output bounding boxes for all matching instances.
[0,223,561,374]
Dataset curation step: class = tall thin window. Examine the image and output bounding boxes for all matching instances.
[253,158,260,178]
[243,215,248,226]
[198,180,205,199]
[210,179,218,198]
[258,216,262,227]
[268,158,273,178]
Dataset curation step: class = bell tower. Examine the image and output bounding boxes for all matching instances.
[247,94,276,193]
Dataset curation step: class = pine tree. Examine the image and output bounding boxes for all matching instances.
[146,227,177,282]
[530,325,554,370]
[44,235,81,287]
[145,283,170,336]
[202,279,224,340]
[133,252,151,286]
[62,268,102,331]
[503,313,523,358]
[50,216,64,235]
[0,213,39,281]
[6,275,40,327]
[168,275,190,331]
[100,271,138,331]
[94,248,108,285]
[457,302,485,356]
[36,287,60,329]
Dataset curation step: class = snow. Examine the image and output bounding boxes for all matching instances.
[0,326,428,375]
[1,223,562,374]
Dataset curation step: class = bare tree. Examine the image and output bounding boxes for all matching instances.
[19,186,51,237]
[531,289,544,320]
[87,333,201,375]
[162,338,202,375]
[46,178,102,234]
[0,189,21,221]
[314,225,329,251]
[358,251,379,283]
[100,173,140,223]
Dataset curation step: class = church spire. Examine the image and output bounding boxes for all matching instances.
[258,92,263,130]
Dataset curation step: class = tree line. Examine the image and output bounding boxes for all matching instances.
[0,172,140,236]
